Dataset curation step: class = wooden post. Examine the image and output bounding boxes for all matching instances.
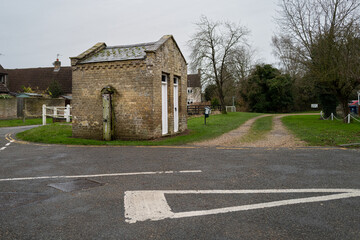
[65,104,71,122]
[42,104,46,125]
[103,94,112,141]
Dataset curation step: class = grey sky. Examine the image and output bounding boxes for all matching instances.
[0,0,278,71]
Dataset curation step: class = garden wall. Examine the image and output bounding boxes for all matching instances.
[0,98,17,119]
[0,97,65,119]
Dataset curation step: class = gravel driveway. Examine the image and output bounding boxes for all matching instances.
[193,113,318,148]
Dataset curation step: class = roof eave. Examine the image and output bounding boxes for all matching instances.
[76,56,147,65]
[70,42,107,66]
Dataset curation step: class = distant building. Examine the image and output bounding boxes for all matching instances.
[5,60,72,94]
[0,65,9,93]
[70,35,188,140]
[187,70,201,105]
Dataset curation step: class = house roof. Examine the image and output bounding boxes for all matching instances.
[6,67,72,94]
[79,42,156,64]
[187,73,201,88]
[72,35,187,65]
[0,64,8,75]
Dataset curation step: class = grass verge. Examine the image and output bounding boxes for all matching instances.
[16,112,262,146]
[240,116,273,143]
[282,115,360,147]
[0,118,52,128]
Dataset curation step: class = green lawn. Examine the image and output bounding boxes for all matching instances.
[0,118,52,128]
[16,112,262,146]
[240,116,273,143]
[282,115,360,147]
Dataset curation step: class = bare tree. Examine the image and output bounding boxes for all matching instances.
[188,16,250,113]
[273,0,360,120]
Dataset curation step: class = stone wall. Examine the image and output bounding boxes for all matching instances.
[72,60,153,140]
[72,37,187,140]
[151,38,188,136]
[0,98,17,119]
[0,97,65,119]
[24,98,65,117]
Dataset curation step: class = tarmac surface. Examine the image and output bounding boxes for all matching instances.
[0,126,359,239]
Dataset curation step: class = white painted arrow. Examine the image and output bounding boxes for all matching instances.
[124,189,360,223]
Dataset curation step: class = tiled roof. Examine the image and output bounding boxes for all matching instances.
[73,35,187,65]
[0,64,8,75]
[6,67,72,93]
[187,74,201,88]
[80,42,157,64]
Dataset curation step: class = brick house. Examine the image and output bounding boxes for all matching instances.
[0,65,9,93]
[70,35,187,140]
[5,60,72,94]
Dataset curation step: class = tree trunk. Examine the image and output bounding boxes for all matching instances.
[341,99,350,123]
[217,88,227,114]
[220,96,227,114]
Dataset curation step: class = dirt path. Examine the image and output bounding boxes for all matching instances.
[192,114,270,147]
[192,113,318,148]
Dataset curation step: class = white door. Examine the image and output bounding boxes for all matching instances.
[173,77,179,132]
[162,75,168,135]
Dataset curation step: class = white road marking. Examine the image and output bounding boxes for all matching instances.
[0,147,6,151]
[5,143,11,146]
[124,189,360,223]
[0,170,202,182]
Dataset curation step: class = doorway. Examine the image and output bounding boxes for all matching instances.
[173,77,179,132]
[161,74,168,135]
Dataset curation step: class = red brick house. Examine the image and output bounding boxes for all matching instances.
[0,65,9,94]
[5,60,72,94]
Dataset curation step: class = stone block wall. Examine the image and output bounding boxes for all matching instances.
[24,98,65,117]
[0,97,65,119]
[151,38,188,135]
[0,98,17,119]
[72,60,155,140]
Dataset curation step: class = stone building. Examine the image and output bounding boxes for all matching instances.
[70,35,187,140]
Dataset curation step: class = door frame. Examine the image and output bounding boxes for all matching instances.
[173,77,179,133]
[161,74,168,135]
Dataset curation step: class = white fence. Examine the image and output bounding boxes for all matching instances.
[42,104,72,125]
[320,111,360,124]
[226,106,236,112]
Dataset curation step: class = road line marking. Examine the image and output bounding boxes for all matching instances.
[0,147,6,151]
[124,189,360,223]
[0,170,202,182]
[136,146,199,149]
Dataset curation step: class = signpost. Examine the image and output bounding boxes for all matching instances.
[204,106,211,125]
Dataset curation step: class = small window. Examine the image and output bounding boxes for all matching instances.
[0,76,4,84]
[162,75,167,83]
[174,77,178,85]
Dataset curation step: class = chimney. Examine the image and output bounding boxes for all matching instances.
[53,58,61,72]
[198,68,201,75]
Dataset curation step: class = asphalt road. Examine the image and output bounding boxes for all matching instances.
[0,126,359,239]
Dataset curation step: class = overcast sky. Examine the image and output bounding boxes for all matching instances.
[0,0,278,71]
